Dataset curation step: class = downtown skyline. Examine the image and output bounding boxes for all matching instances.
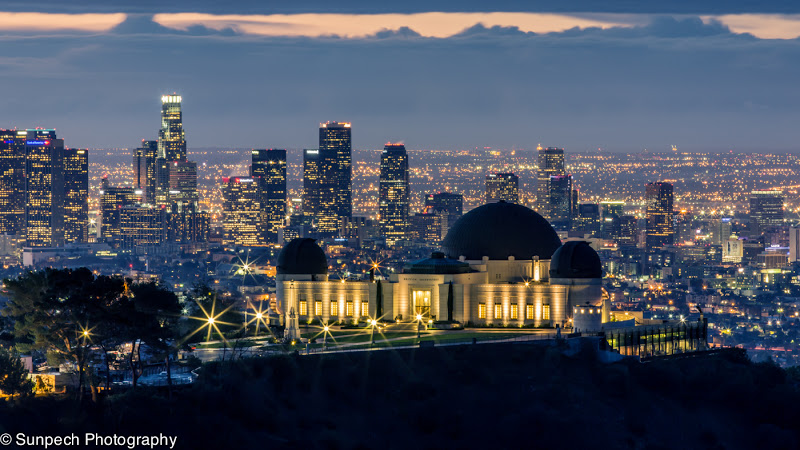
[1,1,800,151]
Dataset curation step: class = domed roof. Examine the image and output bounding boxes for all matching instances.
[442,201,562,261]
[277,238,328,275]
[549,240,602,279]
[403,251,474,274]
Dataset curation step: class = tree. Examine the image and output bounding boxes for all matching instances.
[375,280,383,319]
[447,281,454,322]
[0,347,33,398]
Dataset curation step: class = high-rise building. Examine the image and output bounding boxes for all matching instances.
[379,143,410,245]
[573,204,600,236]
[133,140,158,203]
[425,192,463,237]
[251,149,287,241]
[645,182,674,250]
[24,130,65,247]
[119,205,167,250]
[711,218,733,245]
[222,176,267,247]
[319,121,352,221]
[790,226,800,263]
[63,148,88,244]
[425,192,463,217]
[600,201,625,239]
[485,173,519,203]
[548,174,573,231]
[100,177,139,245]
[0,129,26,236]
[158,95,186,162]
[749,190,784,236]
[303,148,337,235]
[411,213,444,243]
[168,160,198,206]
[617,215,638,246]
[536,146,565,217]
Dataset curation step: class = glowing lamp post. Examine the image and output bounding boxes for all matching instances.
[416,314,423,339]
[323,325,330,349]
[370,319,378,345]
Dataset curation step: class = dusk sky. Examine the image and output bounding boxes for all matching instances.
[3,1,800,152]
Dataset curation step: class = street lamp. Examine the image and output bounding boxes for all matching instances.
[416,314,423,339]
[323,325,330,349]
[370,319,378,345]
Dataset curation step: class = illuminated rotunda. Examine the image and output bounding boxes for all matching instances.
[276,201,609,331]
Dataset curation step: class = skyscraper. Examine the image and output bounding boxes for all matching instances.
[119,205,167,250]
[574,203,600,236]
[319,122,352,220]
[790,226,800,263]
[63,148,88,244]
[100,177,139,245]
[222,176,267,247]
[548,174,573,231]
[425,192,463,217]
[158,95,186,162]
[303,148,337,235]
[536,146,565,217]
[645,182,674,250]
[251,149,287,241]
[485,173,519,203]
[0,129,26,236]
[749,190,784,236]
[379,143,410,245]
[24,130,65,247]
[133,140,158,204]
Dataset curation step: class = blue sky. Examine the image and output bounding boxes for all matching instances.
[1,1,800,152]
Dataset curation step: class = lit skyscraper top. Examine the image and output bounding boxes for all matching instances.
[379,143,410,245]
[158,94,186,162]
[319,121,352,220]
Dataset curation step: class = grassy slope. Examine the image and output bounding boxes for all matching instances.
[1,343,798,450]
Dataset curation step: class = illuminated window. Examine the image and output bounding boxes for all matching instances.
[543,304,551,320]
[315,301,322,316]
[299,301,308,316]
[526,304,534,320]
[495,304,502,319]
[361,302,369,317]
[346,301,354,317]
[478,303,486,319]
[511,304,519,320]
[330,301,339,316]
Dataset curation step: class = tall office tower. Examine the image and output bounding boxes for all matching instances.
[711,218,733,245]
[548,174,573,231]
[154,157,171,206]
[790,226,800,262]
[319,121,352,220]
[0,130,26,236]
[749,190,784,236]
[535,145,565,217]
[485,173,519,203]
[133,140,158,203]
[379,143,410,245]
[24,130,65,247]
[100,177,138,245]
[574,204,600,236]
[251,149,287,241]
[158,94,186,162]
[645,182,674,250]
[222,176,268,247]
[63,148,89,243]
[600,201,625,239]
[411,213,444,243]
[571,189,579,218]
[425,192,463,217]
[617,215,638,246]
[119,205,167,250]
[303,148,337,235]
[425,192,463,237]
[168,160,198,206]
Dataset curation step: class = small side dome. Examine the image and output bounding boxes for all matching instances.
[549,241,602,279]
[277,238,328,275]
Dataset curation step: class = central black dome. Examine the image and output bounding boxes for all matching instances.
[277,238,328,275]
[442,201,562,260]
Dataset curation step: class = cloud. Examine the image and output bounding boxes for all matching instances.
[0,12,126,33]
[372,27,422,39]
